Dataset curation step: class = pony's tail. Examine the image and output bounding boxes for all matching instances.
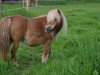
[0,17,11,53]
[60,10,67,35]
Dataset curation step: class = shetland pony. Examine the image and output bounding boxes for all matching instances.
[0,9,67,64]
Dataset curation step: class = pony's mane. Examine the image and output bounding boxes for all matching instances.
[36,15,46,18]
[60,10,67,34]
[47,9,61,23]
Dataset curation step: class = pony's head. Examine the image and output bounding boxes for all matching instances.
[45,9,67,34]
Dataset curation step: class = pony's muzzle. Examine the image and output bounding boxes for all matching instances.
[45,25,55,33]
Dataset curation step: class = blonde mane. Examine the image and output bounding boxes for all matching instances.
[47,9,61,23]
[36,15,46,18]
[60,10,67,34]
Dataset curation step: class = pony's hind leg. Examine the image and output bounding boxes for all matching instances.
[42,40,52,63]
[11,41,20,64]
[2,49,7,62]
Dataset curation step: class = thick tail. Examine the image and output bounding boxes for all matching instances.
[0,17,11,53]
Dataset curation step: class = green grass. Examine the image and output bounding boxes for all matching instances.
[0,3,100,75]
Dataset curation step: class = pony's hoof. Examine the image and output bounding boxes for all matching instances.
[12,61,19,66]
[42,60,47,64]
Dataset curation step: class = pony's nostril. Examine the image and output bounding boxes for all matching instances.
[45,27,51,32]
[45,25,53,32]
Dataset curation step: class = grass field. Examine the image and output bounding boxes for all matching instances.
[0,3,100,75]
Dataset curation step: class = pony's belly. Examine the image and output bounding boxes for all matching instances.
[22,36,45,47]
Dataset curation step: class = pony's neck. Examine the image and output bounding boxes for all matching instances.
[38,15,47,26]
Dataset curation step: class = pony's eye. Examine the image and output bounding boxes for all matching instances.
[54,18,57,21]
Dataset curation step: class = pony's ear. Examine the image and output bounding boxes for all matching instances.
[57,9,61,15]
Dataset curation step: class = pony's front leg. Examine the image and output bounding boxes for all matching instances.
[42,40,52,63]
